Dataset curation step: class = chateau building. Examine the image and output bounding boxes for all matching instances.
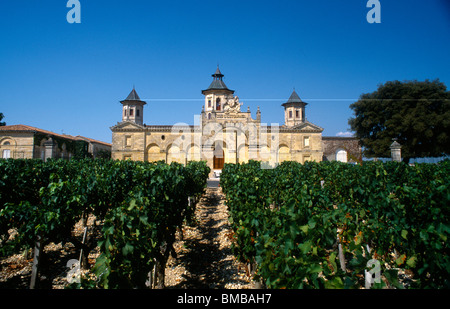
[110,68,361,173]
[0,124,111,160]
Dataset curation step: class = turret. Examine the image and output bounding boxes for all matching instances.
[120,88,146,125]
[201,66,234,118]
[282,89,307,127]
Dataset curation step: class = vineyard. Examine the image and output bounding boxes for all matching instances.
[220,160,450,289]
[0,159,210,289]
[1,158,449,289]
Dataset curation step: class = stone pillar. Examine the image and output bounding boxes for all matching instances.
[390,140,402,162]
[43,138,56,162]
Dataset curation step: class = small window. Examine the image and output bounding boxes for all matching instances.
[2,149,11,159]
[124,109,127,117]
[3,141,10,145]
[296,110,299,118]
[136,109,140,117]
[130,109,134,116]
[289,110,292,118]
[304,136,310,147]
[125,136,132,147]
[208,100,211,108]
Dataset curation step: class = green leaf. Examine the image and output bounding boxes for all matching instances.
[139,215,148,225]
[299,240,312,255]
[299,224,308,234]
[329,252,338,273]
[122,242,134,256]
[396,254,406,266]
[127,199,136,211]
[308,219,317,229]
[284,238,294,254]
[406,256,417,268]
[308,263,322,274]
[401,229,408,239]
[384,269,404,289]
[324,277,344,289]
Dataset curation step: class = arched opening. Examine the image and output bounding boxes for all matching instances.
[167,144,184,164]
[237,143,249,163]
[147,143,164,162]
[186,143,201,162]
[336,148,348,163]
[213,142,224,169]
[278,144,290,162]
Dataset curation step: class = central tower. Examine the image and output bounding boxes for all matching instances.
[201,66,235,119]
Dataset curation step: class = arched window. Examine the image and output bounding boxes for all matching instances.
[336,149,348,162]
[216,98,221,111]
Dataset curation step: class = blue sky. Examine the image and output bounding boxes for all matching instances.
[1,0,449,144]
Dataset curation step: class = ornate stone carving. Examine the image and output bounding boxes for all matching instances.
[223,96,242,113]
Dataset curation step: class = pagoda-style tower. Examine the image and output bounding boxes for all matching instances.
[201,66,235,118]
[120,88,146,125]
[282,89,307,127]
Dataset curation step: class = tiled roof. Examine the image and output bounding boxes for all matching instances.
[125,88,141,100]
[206,79,230,91]
[121,88,146,103]
[0,124,78,140]
[282,89,307,106]
[202,67,234,94]
[0,124,111,146]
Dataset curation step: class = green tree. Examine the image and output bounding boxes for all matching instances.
[0,113,5,126]
[349,79,450,162]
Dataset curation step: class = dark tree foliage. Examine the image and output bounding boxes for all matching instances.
[349,79,450,162]
[0,113,5,126]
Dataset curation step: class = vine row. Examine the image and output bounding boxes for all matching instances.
[220,160,449,289]
[0,158,210,288]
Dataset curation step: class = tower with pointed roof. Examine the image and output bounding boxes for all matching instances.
[201,66,235,119]
[120,88,146,125]
[282,89,307,127]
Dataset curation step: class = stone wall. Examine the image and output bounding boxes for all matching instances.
[322,137,362,162]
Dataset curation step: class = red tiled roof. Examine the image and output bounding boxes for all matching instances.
[0,124,111,146]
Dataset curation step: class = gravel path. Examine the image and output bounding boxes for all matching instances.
[0,186,255,289]
[165,187,255,289]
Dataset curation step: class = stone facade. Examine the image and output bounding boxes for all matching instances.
[0,124,111,160]
[111,68,361,173]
